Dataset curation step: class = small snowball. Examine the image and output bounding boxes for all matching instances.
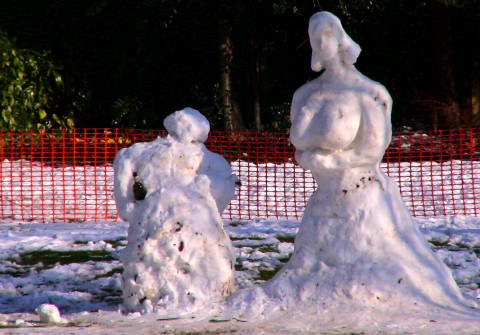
[35,304,64,323]
[163,107,210,143]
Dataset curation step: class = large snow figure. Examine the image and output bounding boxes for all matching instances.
[114,108,237,315]
[228,11,477,320]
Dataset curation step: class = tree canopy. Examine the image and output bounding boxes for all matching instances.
[0,0,478,130]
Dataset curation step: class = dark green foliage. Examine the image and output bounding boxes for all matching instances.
[0,0,477,130]
[0,31,73,128]
[276,234,295,243]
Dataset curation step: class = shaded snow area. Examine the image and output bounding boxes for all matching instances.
[0,217,479,334]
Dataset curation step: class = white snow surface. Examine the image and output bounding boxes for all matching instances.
[0,217,479,334]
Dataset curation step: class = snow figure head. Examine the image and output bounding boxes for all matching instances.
[163,107,210,143]
[308,11,361,72]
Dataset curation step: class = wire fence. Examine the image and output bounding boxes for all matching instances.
[0,128,480,222]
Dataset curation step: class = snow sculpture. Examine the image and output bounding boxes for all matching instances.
[114,108,237,315]
[228,11,477,320]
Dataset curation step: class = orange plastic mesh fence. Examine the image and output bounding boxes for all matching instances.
[0,128,479,222]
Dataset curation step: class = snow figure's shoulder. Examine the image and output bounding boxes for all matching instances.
[292,79,322,103]
[291,79,322,121]
[163,107,210,144]
[114,136,170,162]
[200,148,232,174]
[353,70,392,113]
[199,147,237,214]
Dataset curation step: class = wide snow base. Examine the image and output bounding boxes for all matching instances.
[225,170,479,322]
[121,180,236,315]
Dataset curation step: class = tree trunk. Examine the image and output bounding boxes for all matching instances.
[428,0,462,128]
[247,37,262,131]
[473,61,480,120]
[218,14,244,132]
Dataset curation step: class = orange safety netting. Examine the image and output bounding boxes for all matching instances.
[0,128,479,222]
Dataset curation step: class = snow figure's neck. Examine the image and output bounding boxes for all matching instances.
[319,58,356,83]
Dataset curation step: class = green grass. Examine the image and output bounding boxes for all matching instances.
[455,242,470,249]
[0,321,81,328]
[255,266,282,281]
[234,263,245,271]
[9,249,116,269]
[93,266,123,280]
[104,238,128,248]
[276,235,295,243]
[258,245,279,253]
[230,236,265,241]
[428,238,450,247]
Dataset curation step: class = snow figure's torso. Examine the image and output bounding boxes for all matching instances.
[290,69,392,174]
[114,108,237,316]
[266,71,475,315]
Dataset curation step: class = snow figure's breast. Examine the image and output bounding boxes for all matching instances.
[293,91,361,152]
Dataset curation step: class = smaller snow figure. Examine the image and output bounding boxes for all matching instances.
[114,108,237,316]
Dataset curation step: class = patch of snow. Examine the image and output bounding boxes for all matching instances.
[0,218,478,333]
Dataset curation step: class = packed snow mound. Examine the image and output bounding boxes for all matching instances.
[226,10,480,323]
[163,107,210,143]
[113,108,237,315]
[35,304,65,324]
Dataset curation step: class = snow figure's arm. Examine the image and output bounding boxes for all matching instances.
[198,148,237,213]
[113,148,136,222]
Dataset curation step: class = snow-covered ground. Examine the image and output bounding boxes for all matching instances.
[0,216,479,334]
[1,156,480,333]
